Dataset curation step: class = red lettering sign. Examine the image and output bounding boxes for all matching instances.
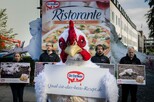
[45,1,60,9]
[67,71,84,86]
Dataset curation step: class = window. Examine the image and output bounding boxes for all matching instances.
[121,21,123,29]
[112,11,115,23]
[118,18,120,27]
[116,15,118,25]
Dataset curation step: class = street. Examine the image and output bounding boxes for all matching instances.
[0,85,36,102]
[0,66,154,102]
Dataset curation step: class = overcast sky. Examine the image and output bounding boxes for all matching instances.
[0,0,40,46]
[118,0,150,38]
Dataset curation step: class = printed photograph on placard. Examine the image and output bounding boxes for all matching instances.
[117,64,146,85]
[0,62,30,83]
[96,63,115,75]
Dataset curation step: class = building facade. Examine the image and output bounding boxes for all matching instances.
[138,31,145,53]
[110,0,139,51]
[144,38,154,54]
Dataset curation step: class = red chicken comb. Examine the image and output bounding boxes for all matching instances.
[67,20,77,45]
[69,20,74,28]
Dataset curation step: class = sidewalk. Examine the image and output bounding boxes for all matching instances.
[0,85,36,102]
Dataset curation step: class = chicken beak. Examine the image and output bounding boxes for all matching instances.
[64,44,82,57]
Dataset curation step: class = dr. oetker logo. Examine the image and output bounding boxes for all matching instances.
[67,71,84,86]
[45,1,60,9]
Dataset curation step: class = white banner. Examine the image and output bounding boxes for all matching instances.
[44,64,109,98]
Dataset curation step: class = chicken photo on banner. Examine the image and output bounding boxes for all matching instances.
[35,20,118,102]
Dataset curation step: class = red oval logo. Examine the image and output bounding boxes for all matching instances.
[45,1,60,9]
[67,71,84,86]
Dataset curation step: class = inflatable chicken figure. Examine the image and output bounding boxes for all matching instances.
[26,18,42,60]
[35,20,118,102]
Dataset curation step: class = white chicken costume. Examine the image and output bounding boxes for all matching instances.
[35,20,118,102]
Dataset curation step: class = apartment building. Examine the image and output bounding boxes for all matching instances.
[144,38,154,54]
[110,0,139,51]
[138,31,145,53]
